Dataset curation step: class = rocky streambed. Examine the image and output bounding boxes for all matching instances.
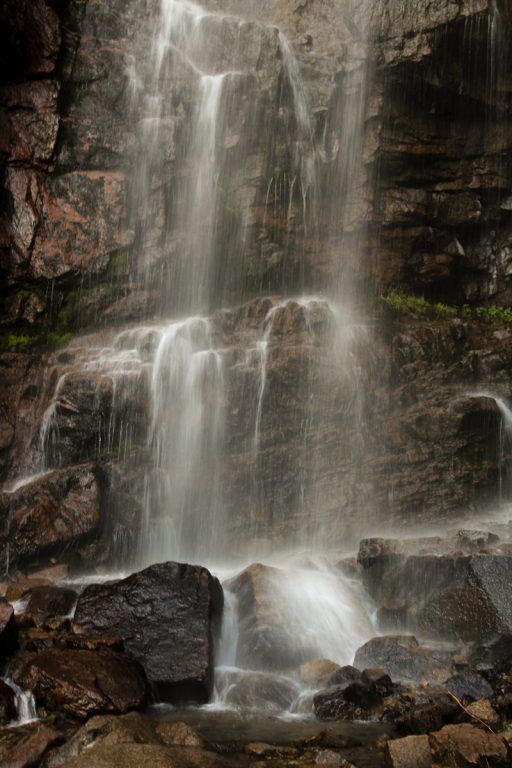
[2,523,512,767]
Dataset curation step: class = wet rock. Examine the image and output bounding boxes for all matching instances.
[354,636,452,684]
[47,742,178,768]
[45,712,160,766]
[444,671,494,703]
[45,712,159,768]
[73,561,223,703]
[155,721,205,748]
[429,723,509,766]
[358,538,512,641]
[245,743,300,758]
[0,600,18,656]
[328,666,363,686]
[218,669,300,712]
[227,563,312,670]
[361,668,393,695]
[313,684,373,721]
[299,660,342,689]
[0,464,101,569]
[0,679,16,723]
[469,634,512,674]
[25,586,77,619]
[12,648,147,719]
[386,734,432,768]
[1,726,62,768]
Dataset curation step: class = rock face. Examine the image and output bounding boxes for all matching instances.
[0,464,101,569]
[12,648,147,719]
[73,562,223,703]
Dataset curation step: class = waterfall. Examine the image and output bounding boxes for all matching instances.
[3,679,37,727]
[3,0,378,715]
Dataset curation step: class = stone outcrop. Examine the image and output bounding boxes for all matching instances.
[357,535,512,640]
[73,561,223,703]
[0,464,101,570]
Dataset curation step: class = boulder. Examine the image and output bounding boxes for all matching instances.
[358,538,512,642]
[226,563,316,671]
[354,635,452,684]
[73,561,223,702]
[429,723,509,766]
[25,585,77,619]
[12,648,147,719]
[444,671,494,703]
[0,464,101,569]
[386,734,432,768]
[225,562,370,672]
[0,600,18,656]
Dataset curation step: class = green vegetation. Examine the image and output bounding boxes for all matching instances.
[6,334,33,350]
[3,330,73,352]
[382,290,512,324]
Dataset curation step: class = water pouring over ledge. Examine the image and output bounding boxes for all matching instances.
[2,0,378,716]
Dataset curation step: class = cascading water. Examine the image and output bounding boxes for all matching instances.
[3,0,379,716]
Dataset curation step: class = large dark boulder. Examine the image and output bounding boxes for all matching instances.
[12,648,147,719]
[73,561,223,703]
[0,464,101,569]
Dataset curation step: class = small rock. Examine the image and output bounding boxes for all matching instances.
[314,748,344,766]
[328,665,362,686]
[465,698,500,726]
[444,671,494,703]
[300,659,341,689]
[155,721,205,747]
[26,586,77,618]
[361,667,393,694]
[245,743,299,757]
[387,734,432,768]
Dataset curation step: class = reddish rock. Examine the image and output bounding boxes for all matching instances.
[1,726,62,768]
[26,585,77,619]
[12,648,147,719]
[387,734,432,768]
[429,723,509,766]
[0,463,101,569]
[30,171,131,280]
